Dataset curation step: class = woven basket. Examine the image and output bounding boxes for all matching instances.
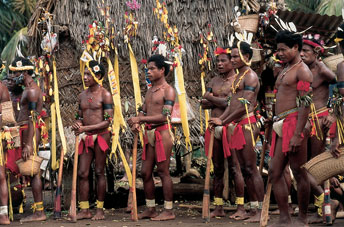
[303,149,344,185]
[16,155,43,176]
[1,101,16,126]
[238,14,259,33]
[323,54,343,72]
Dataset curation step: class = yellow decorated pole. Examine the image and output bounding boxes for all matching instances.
[174,54,192,171]
[53,59,67,157]
[128,43,144,147]
[200,71,209,131]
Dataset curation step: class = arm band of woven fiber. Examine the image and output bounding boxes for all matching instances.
[28,102,37,111]
[102,103,113,110]
[244,86,256,92]
[337,81,344,89]
[206,87,212,92]
[164,100,174,106]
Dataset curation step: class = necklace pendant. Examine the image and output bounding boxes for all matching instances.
[88,98,93,103]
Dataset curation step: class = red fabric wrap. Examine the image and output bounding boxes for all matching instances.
[142,124,171,163]
[329,122,337,138]
[310,109,329,137]
[303,40,324,53]
[296,81,310,92]
[78,131,110,155]
[229,115,257,151]
[204,125,231,158]
[270,112,303,157]
[5,125,28,175]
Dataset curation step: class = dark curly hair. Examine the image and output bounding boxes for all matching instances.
[148,54,170,76]
[276,30,302,51]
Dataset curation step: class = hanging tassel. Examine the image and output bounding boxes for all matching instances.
[239,98,255,147]
[199,106,204,134]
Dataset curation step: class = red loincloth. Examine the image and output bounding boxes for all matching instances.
[78,131,110,155]
[5,125,28,175]
[142,124,171,163]
[270,112,303,158]
[204,124,231,158]
[229,115,257,151]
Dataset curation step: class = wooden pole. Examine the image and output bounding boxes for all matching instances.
[202,130,215,222]
[131,133,138,221]
[260,178,272,227]
[54,148,64,219]
[68,136,79,222]
[259,124,271,175]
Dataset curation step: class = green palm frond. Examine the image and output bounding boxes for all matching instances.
[285,0,321,13]
[1,27,28,65]
[10,0,37,18]
[316,0,343,16]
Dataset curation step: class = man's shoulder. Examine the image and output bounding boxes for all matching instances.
[100,86,111,95]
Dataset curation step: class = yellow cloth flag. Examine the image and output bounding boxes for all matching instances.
[128,43,144,147]
[106,58,132,187]
[174,54,192,151]
[201,71,209,131]
[53,59,67,157]
[50,103,58,170]
[114,48,120,96]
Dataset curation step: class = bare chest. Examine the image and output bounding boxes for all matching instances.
[212,80,232,97]
[145,89,165,108]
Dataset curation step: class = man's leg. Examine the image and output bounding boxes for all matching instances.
[151,130,175,221]
[20,128,46,223]
[211,138,226,218]
[269,137,290,226]
[139,144,157,219]
[308,134,327,223]
[92,133,110,220]
[0,163,9,224]
[76,148,94,220]
[289,135,310,226]
[228,149,247,220]
[240,128,265,223]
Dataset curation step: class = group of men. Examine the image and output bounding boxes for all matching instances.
[202,27,344,227]
[0,24,344,227]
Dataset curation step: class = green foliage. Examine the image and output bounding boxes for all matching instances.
[285,0,321,13]
[11,0,36,19]
[316,0,343,16]
[1,27,28,65]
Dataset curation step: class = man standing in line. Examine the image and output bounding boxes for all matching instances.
[128,54,176,221]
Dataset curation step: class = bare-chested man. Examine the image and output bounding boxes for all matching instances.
[128,54,175,221]
[0,59,10,225]
[72,60,113,221]
[300,38,337,223]
[209,41,264,223]
[268,31,313,226]
[7,57,46,223]
[201,47,246,219]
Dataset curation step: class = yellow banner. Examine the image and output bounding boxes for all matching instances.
[201,71,209,130]
[175,55,192,151]
[53,59,67,158]
[50,103,58,170]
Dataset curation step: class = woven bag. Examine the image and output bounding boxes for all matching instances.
[1,101,16,125]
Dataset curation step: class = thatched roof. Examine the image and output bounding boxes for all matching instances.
[29,0,241,96]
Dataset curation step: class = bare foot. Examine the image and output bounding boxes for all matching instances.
[151,210,175,221]
[245,209,261,223]
[0,214,10,225]
[138,207,158,219]
[92,208,105,220]
[308,211,322,224]
[293,217,309,227]
[229,205,248,220]
[20,211,46,223]
[76,209,92,220]
[210,205,225,218]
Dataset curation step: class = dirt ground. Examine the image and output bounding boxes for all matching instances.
[8,188,344,227]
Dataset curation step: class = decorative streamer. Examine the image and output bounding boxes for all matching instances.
[128,43,144,147]
[174,54,192,151]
